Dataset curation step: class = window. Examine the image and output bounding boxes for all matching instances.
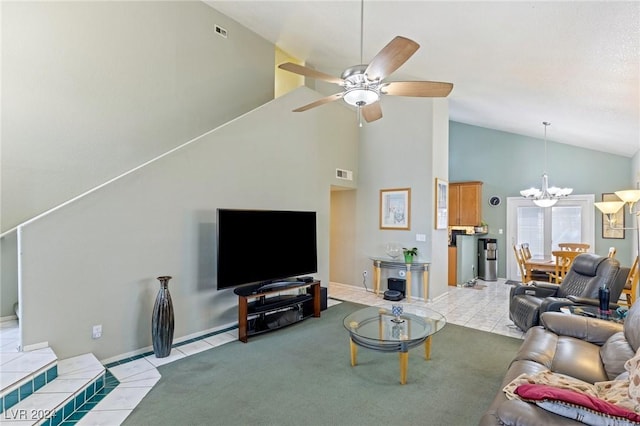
[507,195,595,280]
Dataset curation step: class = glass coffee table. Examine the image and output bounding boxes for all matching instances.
[343,305,446,384]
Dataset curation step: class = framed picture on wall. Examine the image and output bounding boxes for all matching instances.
[602,192,625,239]
[435,178,448,229]
[379,188,411,230]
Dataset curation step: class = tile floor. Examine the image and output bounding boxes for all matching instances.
[0,278,523,425]
[329,278,525,339]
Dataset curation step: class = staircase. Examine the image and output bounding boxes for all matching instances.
[0,344,120,425]
[0,340,167,425]
[1,319,238,425]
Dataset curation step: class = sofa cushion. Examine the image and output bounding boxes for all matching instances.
[541,311,623,345]
[553,336,609,383]
[601,332,636,380]
[572,254,605,276]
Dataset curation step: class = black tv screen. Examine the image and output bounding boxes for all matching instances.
[216,209,318,290]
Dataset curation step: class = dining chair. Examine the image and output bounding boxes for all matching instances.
[549,250,581,284]
[513,244,528,283]
[519,242,551,282]
[608,247,617,258]
[558,242,590,252]
[520,243,532,261]
[620,256,639,307]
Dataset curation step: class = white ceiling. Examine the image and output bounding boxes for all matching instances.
[206,1,639,157]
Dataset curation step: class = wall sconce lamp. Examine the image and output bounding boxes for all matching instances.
[595,190,640,228]
[594,189,640,259]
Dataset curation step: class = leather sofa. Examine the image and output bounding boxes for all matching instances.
[479,301,640,425]
[509,253,627,332]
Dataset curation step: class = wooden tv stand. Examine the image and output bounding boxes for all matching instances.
[234,280,321,343]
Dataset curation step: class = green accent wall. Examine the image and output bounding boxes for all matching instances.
[450,121,633,276]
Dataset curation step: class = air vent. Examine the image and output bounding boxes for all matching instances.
[215,25,228,38]
[336,169,353,181]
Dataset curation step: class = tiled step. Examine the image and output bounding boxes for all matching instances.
[0,347,59,415]
[1,353,111,425]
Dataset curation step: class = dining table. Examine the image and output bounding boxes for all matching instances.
[524,257,556,282]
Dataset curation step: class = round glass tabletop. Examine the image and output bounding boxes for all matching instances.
[343,305,446,344]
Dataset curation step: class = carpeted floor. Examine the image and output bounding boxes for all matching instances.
[123,301,522,426]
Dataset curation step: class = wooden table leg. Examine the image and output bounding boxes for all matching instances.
[350,338,358,366]
[424,335,432,360]
[399,351,408,384]
[373,263,381,296]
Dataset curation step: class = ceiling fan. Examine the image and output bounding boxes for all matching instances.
[277,2,454,125]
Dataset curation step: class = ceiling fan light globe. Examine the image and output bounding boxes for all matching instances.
[343,88,379,107]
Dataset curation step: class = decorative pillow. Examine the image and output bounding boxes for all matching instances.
[504,371,636,412]
[504,371,599,401]
[515,384,640,425]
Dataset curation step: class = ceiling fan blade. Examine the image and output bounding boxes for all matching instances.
[364,36,420,82]
[361,102,382,123]
[382,81,454,97]
[278,62,343,85]
[292,93,345,112]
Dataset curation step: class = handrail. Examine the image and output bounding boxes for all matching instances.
[0,102,260,239]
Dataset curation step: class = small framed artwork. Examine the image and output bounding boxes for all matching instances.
[602,193,625,239]
[435,178,448,229]
[379,188,411,230]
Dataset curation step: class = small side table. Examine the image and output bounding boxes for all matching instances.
[567,305,626,324]
[370,258,430,302]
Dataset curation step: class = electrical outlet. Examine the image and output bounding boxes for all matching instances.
[92,325,102,339]
[362,271,368,276]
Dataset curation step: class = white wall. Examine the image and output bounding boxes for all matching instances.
[19,88,358,360]
[354,96,449,300]
[1,1,275,231]
[1,0,276,317]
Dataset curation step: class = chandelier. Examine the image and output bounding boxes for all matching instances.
[520,122,573,207]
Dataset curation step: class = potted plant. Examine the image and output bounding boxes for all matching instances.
[403,247,418,263]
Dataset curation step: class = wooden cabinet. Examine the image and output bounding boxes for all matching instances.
[449,181,483,226]
[448,246,457,286]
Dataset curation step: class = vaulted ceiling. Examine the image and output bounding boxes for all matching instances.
[206,1,639,157]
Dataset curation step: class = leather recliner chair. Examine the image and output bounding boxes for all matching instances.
[509,253,627,332]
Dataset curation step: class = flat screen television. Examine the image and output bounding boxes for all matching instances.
[216,209,318,290]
